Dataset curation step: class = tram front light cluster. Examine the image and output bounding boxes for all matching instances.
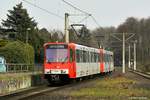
[45,69,68,74]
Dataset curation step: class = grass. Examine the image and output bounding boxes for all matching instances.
[70,77,150,100]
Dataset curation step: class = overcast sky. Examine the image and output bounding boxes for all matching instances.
[1,0,150,31]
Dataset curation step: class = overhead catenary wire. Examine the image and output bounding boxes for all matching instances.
[22,0,64,20]
[22,0,78,24]
[22,0,101,29]
[77,15,91,24]
[62,0,91,16]
[91,16,102,28]
[62,0,101,28]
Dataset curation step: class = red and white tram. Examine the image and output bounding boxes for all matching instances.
[43,42,114,83]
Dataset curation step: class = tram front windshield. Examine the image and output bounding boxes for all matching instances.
[46,45,68,63]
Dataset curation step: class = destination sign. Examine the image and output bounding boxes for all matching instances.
[46,44,68,49]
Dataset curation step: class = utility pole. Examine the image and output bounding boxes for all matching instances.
[134,40,137,70]
[111,33,135,73]
[26,30,28,43]
[65,13,69,43]
[26,28,31,43]
[122,33,125,73]
[128,44,131,68]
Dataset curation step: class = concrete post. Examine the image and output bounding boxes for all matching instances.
[122,33,125,73]
[128,44,131,68]
[134,41,136,70]
[65,13,69,43]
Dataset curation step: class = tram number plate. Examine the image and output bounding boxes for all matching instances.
[51,70,61,74]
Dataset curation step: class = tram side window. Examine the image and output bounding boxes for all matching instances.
[98,53,100,62]
[107,55,110,63]
[83,51,86,62]
[106,54,108,63]
[76,50,80,62]
[89,52,91,62]
[70,49,73,62]
[91,52,94,62]
[90,52,93,62]
[95,53,99,62]
[109,55,111,63]
[83,51,89,63]
[108,55,111,63]
[86,51,89,62]
[104,54,107,63]
[107,54,109,63]
[87,51,90,62]
[76,50,83,62]
[93,52,95,62]
[80,50,83,62]
[94,53,96,62]
[96,53,99,62]
[110,55,113,63]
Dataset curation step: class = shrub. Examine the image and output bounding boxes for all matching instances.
[0,39,9,47]
[0,41,34,64]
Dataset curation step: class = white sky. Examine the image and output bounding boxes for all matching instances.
[1,0,150,31]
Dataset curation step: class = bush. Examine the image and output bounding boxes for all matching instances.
[0,41,34,64]
[0,39,9,47]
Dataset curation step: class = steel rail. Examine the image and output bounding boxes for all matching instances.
[129,70,150,79]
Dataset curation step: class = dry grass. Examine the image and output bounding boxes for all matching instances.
[71,77,150,100]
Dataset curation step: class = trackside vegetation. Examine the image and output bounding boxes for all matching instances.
[0,39,8,47]
[70,77,150,100]
[0,41,34,64]
[0,2,150,72]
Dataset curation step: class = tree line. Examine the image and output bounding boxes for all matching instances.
[117,17,150,71]
[0,2,150,71]
[0,3,59,63]
[93,17,150,71]
[0,3,98,63]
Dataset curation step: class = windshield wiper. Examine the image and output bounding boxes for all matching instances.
[47,59,53,63]
[63,57,68,62]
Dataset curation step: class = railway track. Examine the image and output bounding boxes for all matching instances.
[1,69,149,100]
[0,85,48,100]
[129,70,150,79]
[0,73,110,100]
[0,83,77,100]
